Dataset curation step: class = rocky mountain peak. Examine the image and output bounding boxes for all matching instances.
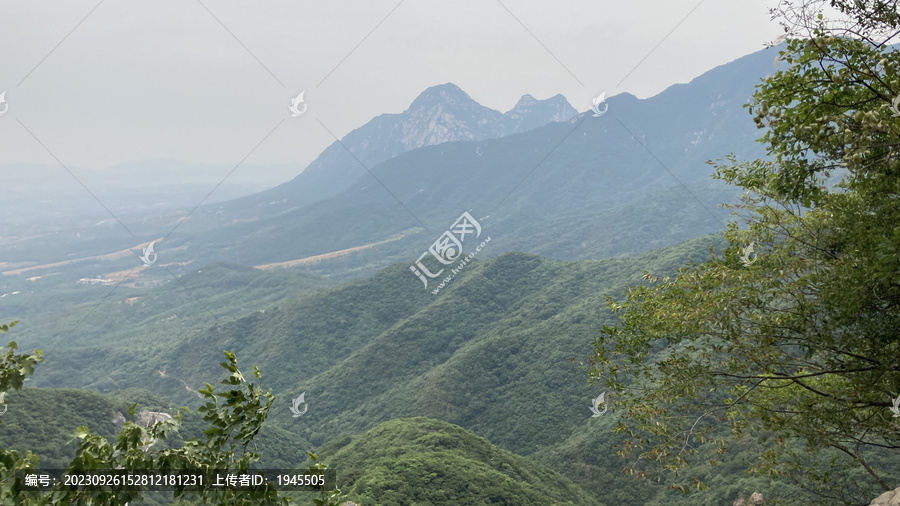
[231,84,579,217]
[514,94,538,107]
[407,83,476,110]
[504,93,577,132]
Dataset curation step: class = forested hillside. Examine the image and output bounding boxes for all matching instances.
[317,417,602,506]
[2,233,818,504]
[3,2,900,504]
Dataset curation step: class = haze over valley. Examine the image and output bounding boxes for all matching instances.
[2,2,898,505]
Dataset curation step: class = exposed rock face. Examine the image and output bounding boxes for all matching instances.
[138,410,172,428]
[112,412,126,433]
[503,93,578,133]
[394,84,577,152]
[870,487,900,506]
[136,410,172,451]
[733,492,765,505]
[233,83,578,219]
[111,410,172,450]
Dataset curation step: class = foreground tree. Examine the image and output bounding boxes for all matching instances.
[0,323,343,505]
[591,3,900,503]
[0,322,43,505]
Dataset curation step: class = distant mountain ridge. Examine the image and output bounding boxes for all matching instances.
[397,84,577,150]
[219,83,577,220]
[0,45,782,286]
[169,46,780,276]
[0,46,784,268]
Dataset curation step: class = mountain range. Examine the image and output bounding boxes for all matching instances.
[0,44,811,505]
[178,43,775,274]
[1,45,778,292]
[215,85,578,223]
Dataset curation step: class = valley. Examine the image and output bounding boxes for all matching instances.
[2,19,898,503]
[0,46,782,505]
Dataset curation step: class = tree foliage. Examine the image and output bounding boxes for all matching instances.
[591,4,900,504]
[0,322,44,505]
[0,323,343,505]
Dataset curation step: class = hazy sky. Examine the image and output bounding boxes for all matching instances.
[0,0,783,177]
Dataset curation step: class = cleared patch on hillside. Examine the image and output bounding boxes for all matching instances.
[1,239,162,276]
[255,234,405,270]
